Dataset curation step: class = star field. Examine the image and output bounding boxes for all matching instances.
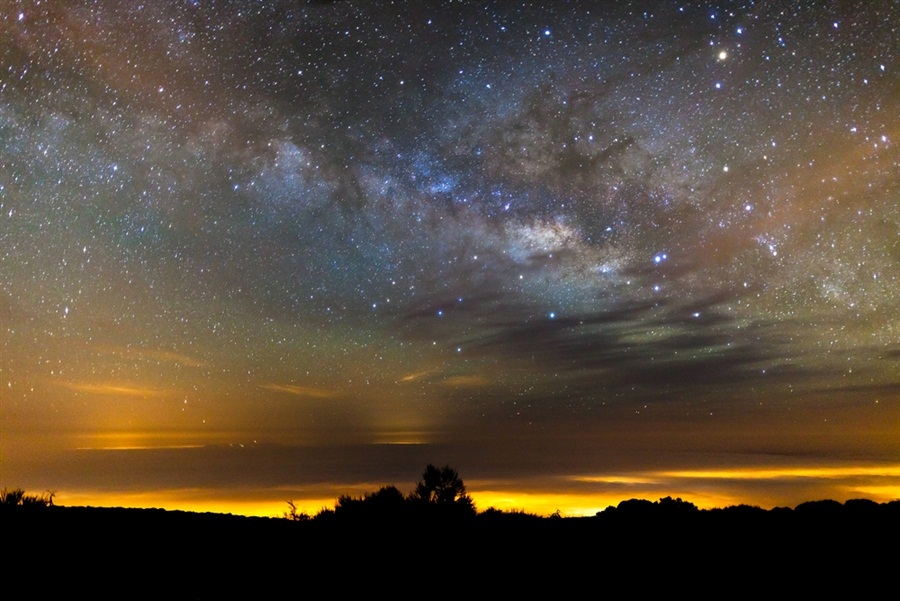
[2,1,898,514]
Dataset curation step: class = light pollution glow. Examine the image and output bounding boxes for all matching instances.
[45,461,900,518]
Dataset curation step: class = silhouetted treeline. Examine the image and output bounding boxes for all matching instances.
[287,464,477,525]
[4,475,898,595]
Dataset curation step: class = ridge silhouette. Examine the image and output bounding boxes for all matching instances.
[3,468,898,595]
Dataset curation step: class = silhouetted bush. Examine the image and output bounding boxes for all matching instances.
[283,500,310,521]
[0,487,54,508]
[794,499,844,516]
[606,498,655,516]
[334,485,408,521]
[656,496,699,515]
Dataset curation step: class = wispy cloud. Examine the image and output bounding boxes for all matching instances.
[398,369,438,383]
[441,374,489,387]
[92,343,208,368]
[656,465,900,480]
[260,383,340,398]
[398,369,488,388]
[59,382,166,397]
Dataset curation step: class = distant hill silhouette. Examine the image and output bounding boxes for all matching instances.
[4,479,898,595]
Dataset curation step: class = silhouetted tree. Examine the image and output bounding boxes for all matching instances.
[408,464,475,516]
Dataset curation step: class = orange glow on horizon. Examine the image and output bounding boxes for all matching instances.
[55,489,337,519]
[470,490,662,516]
[20,455,900,518]
[50,467,900,520]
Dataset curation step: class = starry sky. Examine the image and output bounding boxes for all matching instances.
[2,0,898,516]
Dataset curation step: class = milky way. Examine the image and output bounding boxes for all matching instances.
[2,1,898,513]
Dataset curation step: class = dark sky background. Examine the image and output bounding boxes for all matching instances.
[2,0,898,516]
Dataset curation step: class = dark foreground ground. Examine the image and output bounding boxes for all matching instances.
[4,499,898,596]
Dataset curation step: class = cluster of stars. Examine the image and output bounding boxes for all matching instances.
[1,0,897,450]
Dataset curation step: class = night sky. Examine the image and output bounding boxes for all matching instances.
[2,0,898,516]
